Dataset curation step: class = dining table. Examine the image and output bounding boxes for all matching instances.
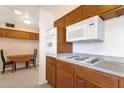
[7,54,33,72]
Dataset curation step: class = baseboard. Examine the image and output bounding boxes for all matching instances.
[0,64,39,72]
[39,80,48,85]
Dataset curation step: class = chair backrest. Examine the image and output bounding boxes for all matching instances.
[0,50,6,65]
[32,49,38,61]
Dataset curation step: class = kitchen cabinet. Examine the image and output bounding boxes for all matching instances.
[74,76,98,88]
[0,28,39,40]
[54,17,65,27]
[97,5,121,15]
[118,6,124,15]
[84,5,121,18]
[56,59,74,88]
[65,6,84,26]
[57,27,72,53]
[100,6,124,20]
[55,5,121,28]
[54,5,123,53]
[118,77,124,88]
[74,65,118,88]
[46,57,124,88]
[29,33,39,40]
[83,5,98,19]
[46,56,56,87]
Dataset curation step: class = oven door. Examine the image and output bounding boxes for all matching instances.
[45,34,57,54]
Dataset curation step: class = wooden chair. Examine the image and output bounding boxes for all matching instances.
[0,50,16,74]
[27,49,38,68]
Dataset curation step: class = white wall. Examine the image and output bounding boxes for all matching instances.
[53,5,79,20]
[40,5,79,21]
[0,38,39,71]
[73,15,124,57]
[39,9,54,85]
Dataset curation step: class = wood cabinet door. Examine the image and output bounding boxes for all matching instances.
[56,68,73,88]
[119,77,124,88]
[46,56,56,87]
[74,65,118,88]
[65,6,84,26]
[18,31,30,39]
[84,5,120,19]
[0,28,6,37]
[54,17,65,27]
[74,76,85,88]
[57,27,66,45]
[57,27,72,53]
[46,62,56,87]
[97,5,121,14]
[74,75,99,88]
[56,60,74,88]
[29,33,39,40]
[84,5,98,18]
[0,28,39,40]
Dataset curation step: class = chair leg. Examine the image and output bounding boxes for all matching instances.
[33,61,36,67]
[12,62,16,73]
[2,66,5,74]
[25,62,29,69]
[15,63,16,71]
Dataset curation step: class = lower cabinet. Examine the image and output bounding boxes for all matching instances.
[46,56,56,87]
[74,65,118,88]
[56,59,74,88]
[74,76,98,88]
[46,56,124,88]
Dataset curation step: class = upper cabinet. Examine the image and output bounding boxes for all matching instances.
[65,6,84,26]
[83,5,121,20]
[57,27,72,53]
[0,28,39,40]
[83,5,98,19]
[54,17,65,27]
[97,5,121,14]
[55,5,122,27]
[84,5,121,19]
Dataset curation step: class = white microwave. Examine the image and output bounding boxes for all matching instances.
[66,16,104,42]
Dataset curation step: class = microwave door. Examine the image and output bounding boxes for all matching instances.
[86,22,97,40]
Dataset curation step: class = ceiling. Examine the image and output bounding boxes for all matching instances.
[0,5,79,30]
[0,5,40,30]
[40,5,79,20]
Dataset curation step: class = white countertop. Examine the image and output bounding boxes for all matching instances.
[46,53,57,58]
[56,53,124,78]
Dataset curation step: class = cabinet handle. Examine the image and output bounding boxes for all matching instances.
[77,77,84,83]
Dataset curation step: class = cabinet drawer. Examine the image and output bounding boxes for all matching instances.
[46,56,56,66]
[74,65,118,88]
[57,59,74,74]
[74,76,99,88]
